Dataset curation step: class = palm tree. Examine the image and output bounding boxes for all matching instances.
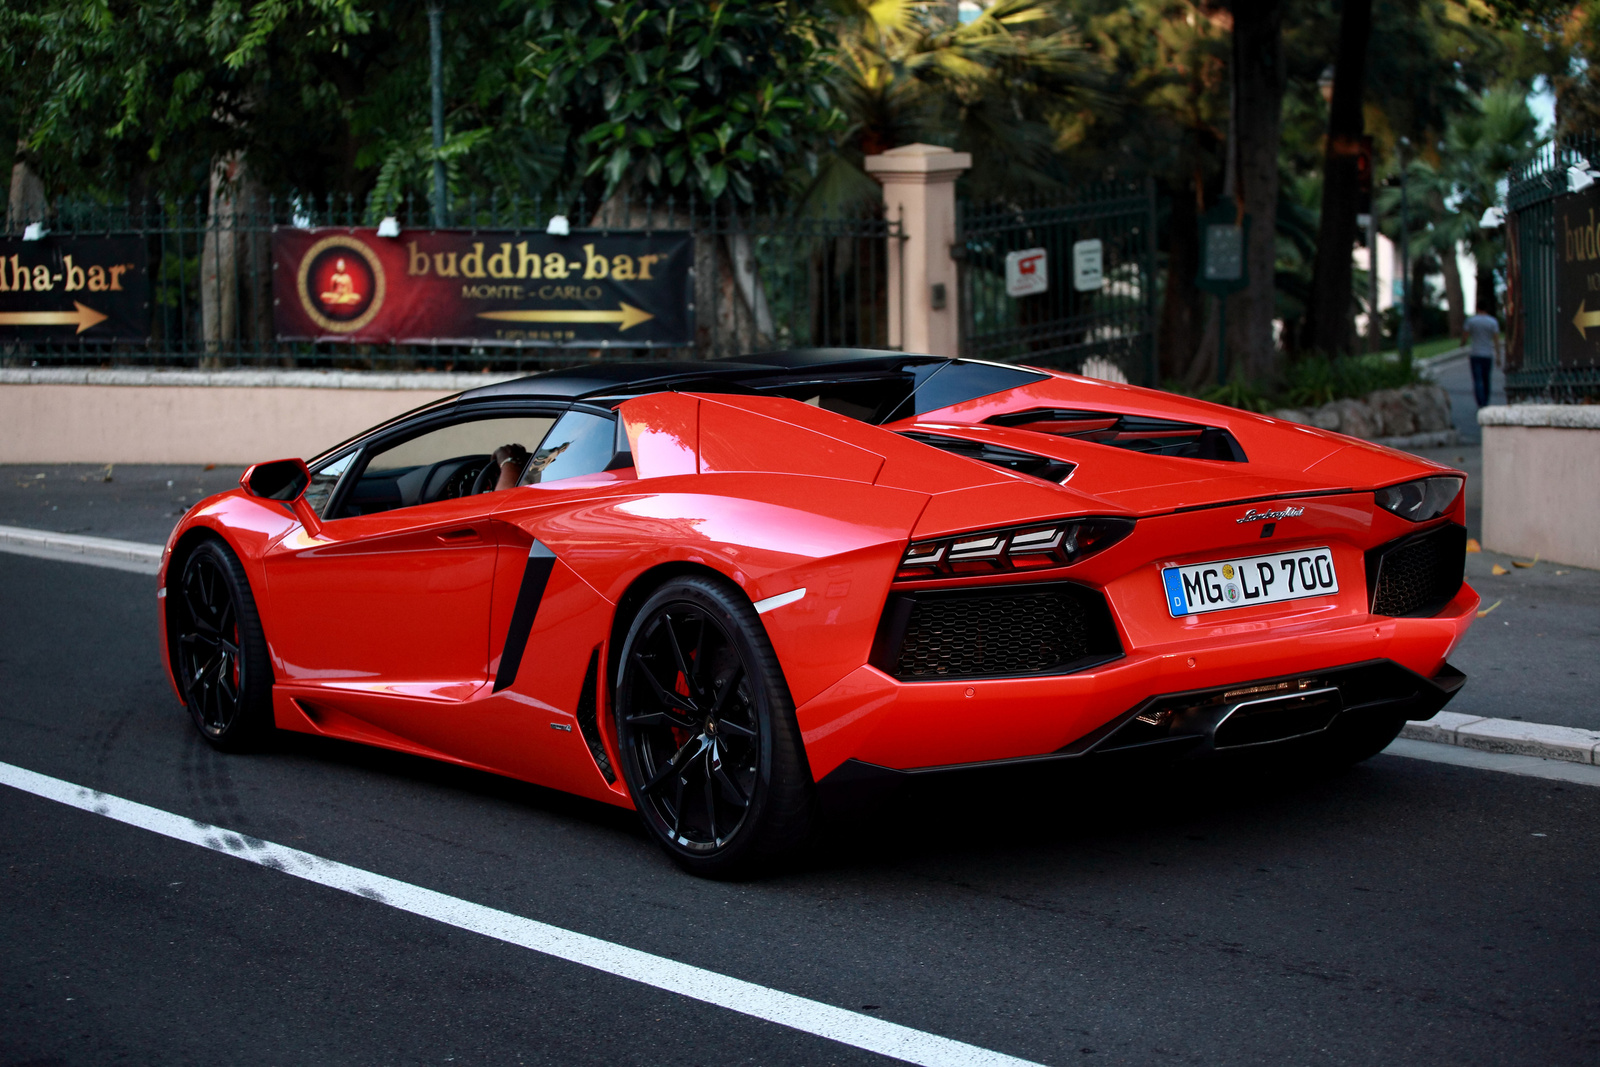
[1382,88,1541,325]
[802,0,1105,211]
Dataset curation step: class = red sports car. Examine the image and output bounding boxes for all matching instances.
[161,350,1476,875]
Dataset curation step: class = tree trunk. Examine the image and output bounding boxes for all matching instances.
[1157,179,1206,383]
[1476,257,1498,318]
[1226,0,1286,382]
[1303,0,1371,357]
[8,140,47,233]
[201,154,247,362]
[1440,242,1464,338]
[591,186,772,359]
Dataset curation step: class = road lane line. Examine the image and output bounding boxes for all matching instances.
[0,759,1045,1067]
[0,524,161,574]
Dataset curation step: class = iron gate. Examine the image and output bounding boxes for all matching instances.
[0,191,899,371]
[1506,135,1600,400]
[957,179,1156,385]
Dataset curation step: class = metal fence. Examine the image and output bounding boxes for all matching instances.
[1505,135,1600,401]
[2,190,901,371]
[957,179,1156,385]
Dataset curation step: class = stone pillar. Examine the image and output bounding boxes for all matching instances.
[865,144,971,358]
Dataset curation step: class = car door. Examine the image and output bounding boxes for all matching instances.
[263,406,559,736]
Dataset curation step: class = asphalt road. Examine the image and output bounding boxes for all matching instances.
[3,551,1599,1065]
[1425,350,1504,446]
[6,457,1596,731]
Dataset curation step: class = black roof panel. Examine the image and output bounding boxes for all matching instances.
[457,349,950,402]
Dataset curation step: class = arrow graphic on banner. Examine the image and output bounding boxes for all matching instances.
[1573,300,1600,340]
[477,303,655,331]
[0,302,109,334]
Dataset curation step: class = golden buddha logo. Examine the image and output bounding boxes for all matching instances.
[296,235,385,332]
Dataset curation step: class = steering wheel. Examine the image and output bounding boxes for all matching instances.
[469,458,500,496]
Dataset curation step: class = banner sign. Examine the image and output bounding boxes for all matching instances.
[272,228,693,347]
[0,236,150,341]
[1553,187,1600,369]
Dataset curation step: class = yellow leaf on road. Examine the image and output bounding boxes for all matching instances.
[1512,554,1539,569]
[1491,564,1510,575]
[1477,599,1502,618]
[1465,538,1482,553]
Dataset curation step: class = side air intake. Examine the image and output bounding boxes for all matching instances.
[871,582,1123,681]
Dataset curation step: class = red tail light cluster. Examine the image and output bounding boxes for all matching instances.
[896,517,1135,581]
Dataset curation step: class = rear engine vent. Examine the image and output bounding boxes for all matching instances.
[899,431,1074,482]
[983,408,1247,462]
[1367,524,1467,617]
[873,582,1122,681]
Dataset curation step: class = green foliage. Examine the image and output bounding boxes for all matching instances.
[1170,351,1427,412]
[1378,88,1541,298]
[0,1,561,206]
[814,0,1105,207]
[521,0,840,203]
[1198,379,1274,413]
[1278,353,1427,409]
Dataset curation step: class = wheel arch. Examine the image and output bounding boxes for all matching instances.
[605,560,745,694]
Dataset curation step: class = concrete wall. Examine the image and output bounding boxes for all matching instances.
[1480,406,1600,571]
[0,370,514,465]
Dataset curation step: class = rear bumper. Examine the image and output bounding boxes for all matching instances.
[795,582,1478,779]
[816,658,1465,798]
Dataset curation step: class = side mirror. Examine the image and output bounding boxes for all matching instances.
[241,458,311,501]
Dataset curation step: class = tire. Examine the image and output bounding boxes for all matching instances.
[171,538,274,751]
[613,574,815,877]
[1319,709,1406,768]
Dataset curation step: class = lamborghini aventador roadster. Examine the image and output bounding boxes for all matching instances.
[161,350,1476,875]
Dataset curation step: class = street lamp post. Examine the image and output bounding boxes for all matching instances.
[1397,137,1413,366]
[428,1,447,228]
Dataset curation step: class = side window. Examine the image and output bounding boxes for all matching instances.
[334,414,555,518]
[304,451,356,518]
[521,410,620,485]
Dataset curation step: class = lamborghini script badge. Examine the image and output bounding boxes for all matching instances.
[1236,506,1304,524]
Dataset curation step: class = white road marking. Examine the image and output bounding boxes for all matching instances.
[0,759,1044,1067]
[754,587,806,614]
[0,524,161,575]
[1382,738,1600,787]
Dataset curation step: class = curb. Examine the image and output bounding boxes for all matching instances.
[1401,711,1600,765]
[0,524,163,573]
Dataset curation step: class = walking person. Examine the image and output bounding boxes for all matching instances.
[1462,303,1502,408]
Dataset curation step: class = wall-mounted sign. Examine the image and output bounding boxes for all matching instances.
[1005,247,1048,298]
[1204,225,1243,282]
[1196,202,1251,297]
[0,236,150,341]
[1072,239,1104,292]
[1554,186,1600,368]
[273,228,694,346]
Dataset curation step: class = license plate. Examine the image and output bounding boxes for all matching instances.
[1161,547,1339,617]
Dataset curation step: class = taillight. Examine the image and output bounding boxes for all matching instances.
[896,517,1134,580]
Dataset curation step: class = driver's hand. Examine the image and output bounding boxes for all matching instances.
[492,443,528,468]
[491,444,530,491]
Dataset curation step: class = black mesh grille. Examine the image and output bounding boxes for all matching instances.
[574,647,615,782]
[884,583,1122,680]
[1369,524,1467,617]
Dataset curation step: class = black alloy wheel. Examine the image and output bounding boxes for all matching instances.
[173,538,273,750]
[614,575,814,877]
